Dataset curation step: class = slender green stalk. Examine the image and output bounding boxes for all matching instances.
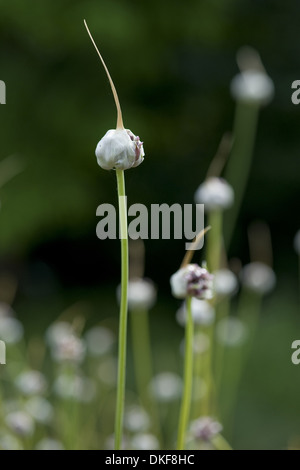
[114,169,129,450]
[212,434,233,450]
[177,296,194,450]
[224,102,260,249]
[207,210,223,273]
[130,308,161,441]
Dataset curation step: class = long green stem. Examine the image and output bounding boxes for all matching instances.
[177,296,194,450]
[131,308,161,441]
[224,102,260,249]
[114,169,129,450]
[207,210,223,273]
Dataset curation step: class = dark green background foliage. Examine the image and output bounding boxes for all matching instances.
[0,0,299,449]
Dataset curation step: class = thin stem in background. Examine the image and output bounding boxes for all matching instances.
[207,210,223,273]
[177,296,194,450]
[130,308,161,442]
[114,169,129,450]
[224,102,260,249]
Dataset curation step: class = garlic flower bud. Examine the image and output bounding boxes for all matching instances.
[231,70,274,106]
[170,264,214,300]
[95,129,144,171]
[194,177,234,212]
[240,262,276,295]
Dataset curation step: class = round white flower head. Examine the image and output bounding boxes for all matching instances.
[214,269,238,297]
[95,128,144,170]
[176,299,215,327]
[117,278,156,311]
[5,412,34,437]
[190,417,222,442]
[124,405,150,433]
[149,372,182,403]
[231,70,274,105]
[170,264,214,300]
[16,370,47,396]
[130,433,159,451]
[195,177,234,212]
[216,317,247,347]
[85,326,115,357]
[35,438,64,451]
[240,262,276,295]
[294,230,300,255]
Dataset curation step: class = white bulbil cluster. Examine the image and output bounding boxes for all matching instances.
[46,321,86,363]
[170,264,214,300]
[16,370,47,396]
[96,129,144,171]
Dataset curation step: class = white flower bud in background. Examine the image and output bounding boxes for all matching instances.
[213,269,238,298]
[0,317,23,344]
[231,70,274,106]
[53,374,96,403]
[240,262,276,295]
[170,264,214,300]
[124,405,150,433]
[0,434,23,450]
[25,397,53,424]
[15,370,47,396]
[294,230,300,255]
[46,322,86,363]
[5,411,34,437]
[95,129,144,171]
[216,317,247,347]
[130,433,159,450]
[35,438,64,451]
[190,417,222,442]
[149,372,182,403]
[117,278,157,311]
[85,326,115,357]
[176,299,215,327]
[194,177,234,212]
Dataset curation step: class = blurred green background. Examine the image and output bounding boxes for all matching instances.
[0,0,299,449]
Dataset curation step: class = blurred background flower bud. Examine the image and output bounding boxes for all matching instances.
[130,433,159,450]
[85,326,115,357]
[231,70,274,105]
[35,438,64,450]
[294,230,300,255]
[240,262,276,295]
[214,269,238,298]
[149,372,182,403]
[195,177,234,212]
[5,411,34,437]
[95,129,144,170]
[216,317,247,347]
[25,397,53,425]
[16,370,47,396]
[176,299,215,327]
[124,405,150,433]
[117,278,157,311]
